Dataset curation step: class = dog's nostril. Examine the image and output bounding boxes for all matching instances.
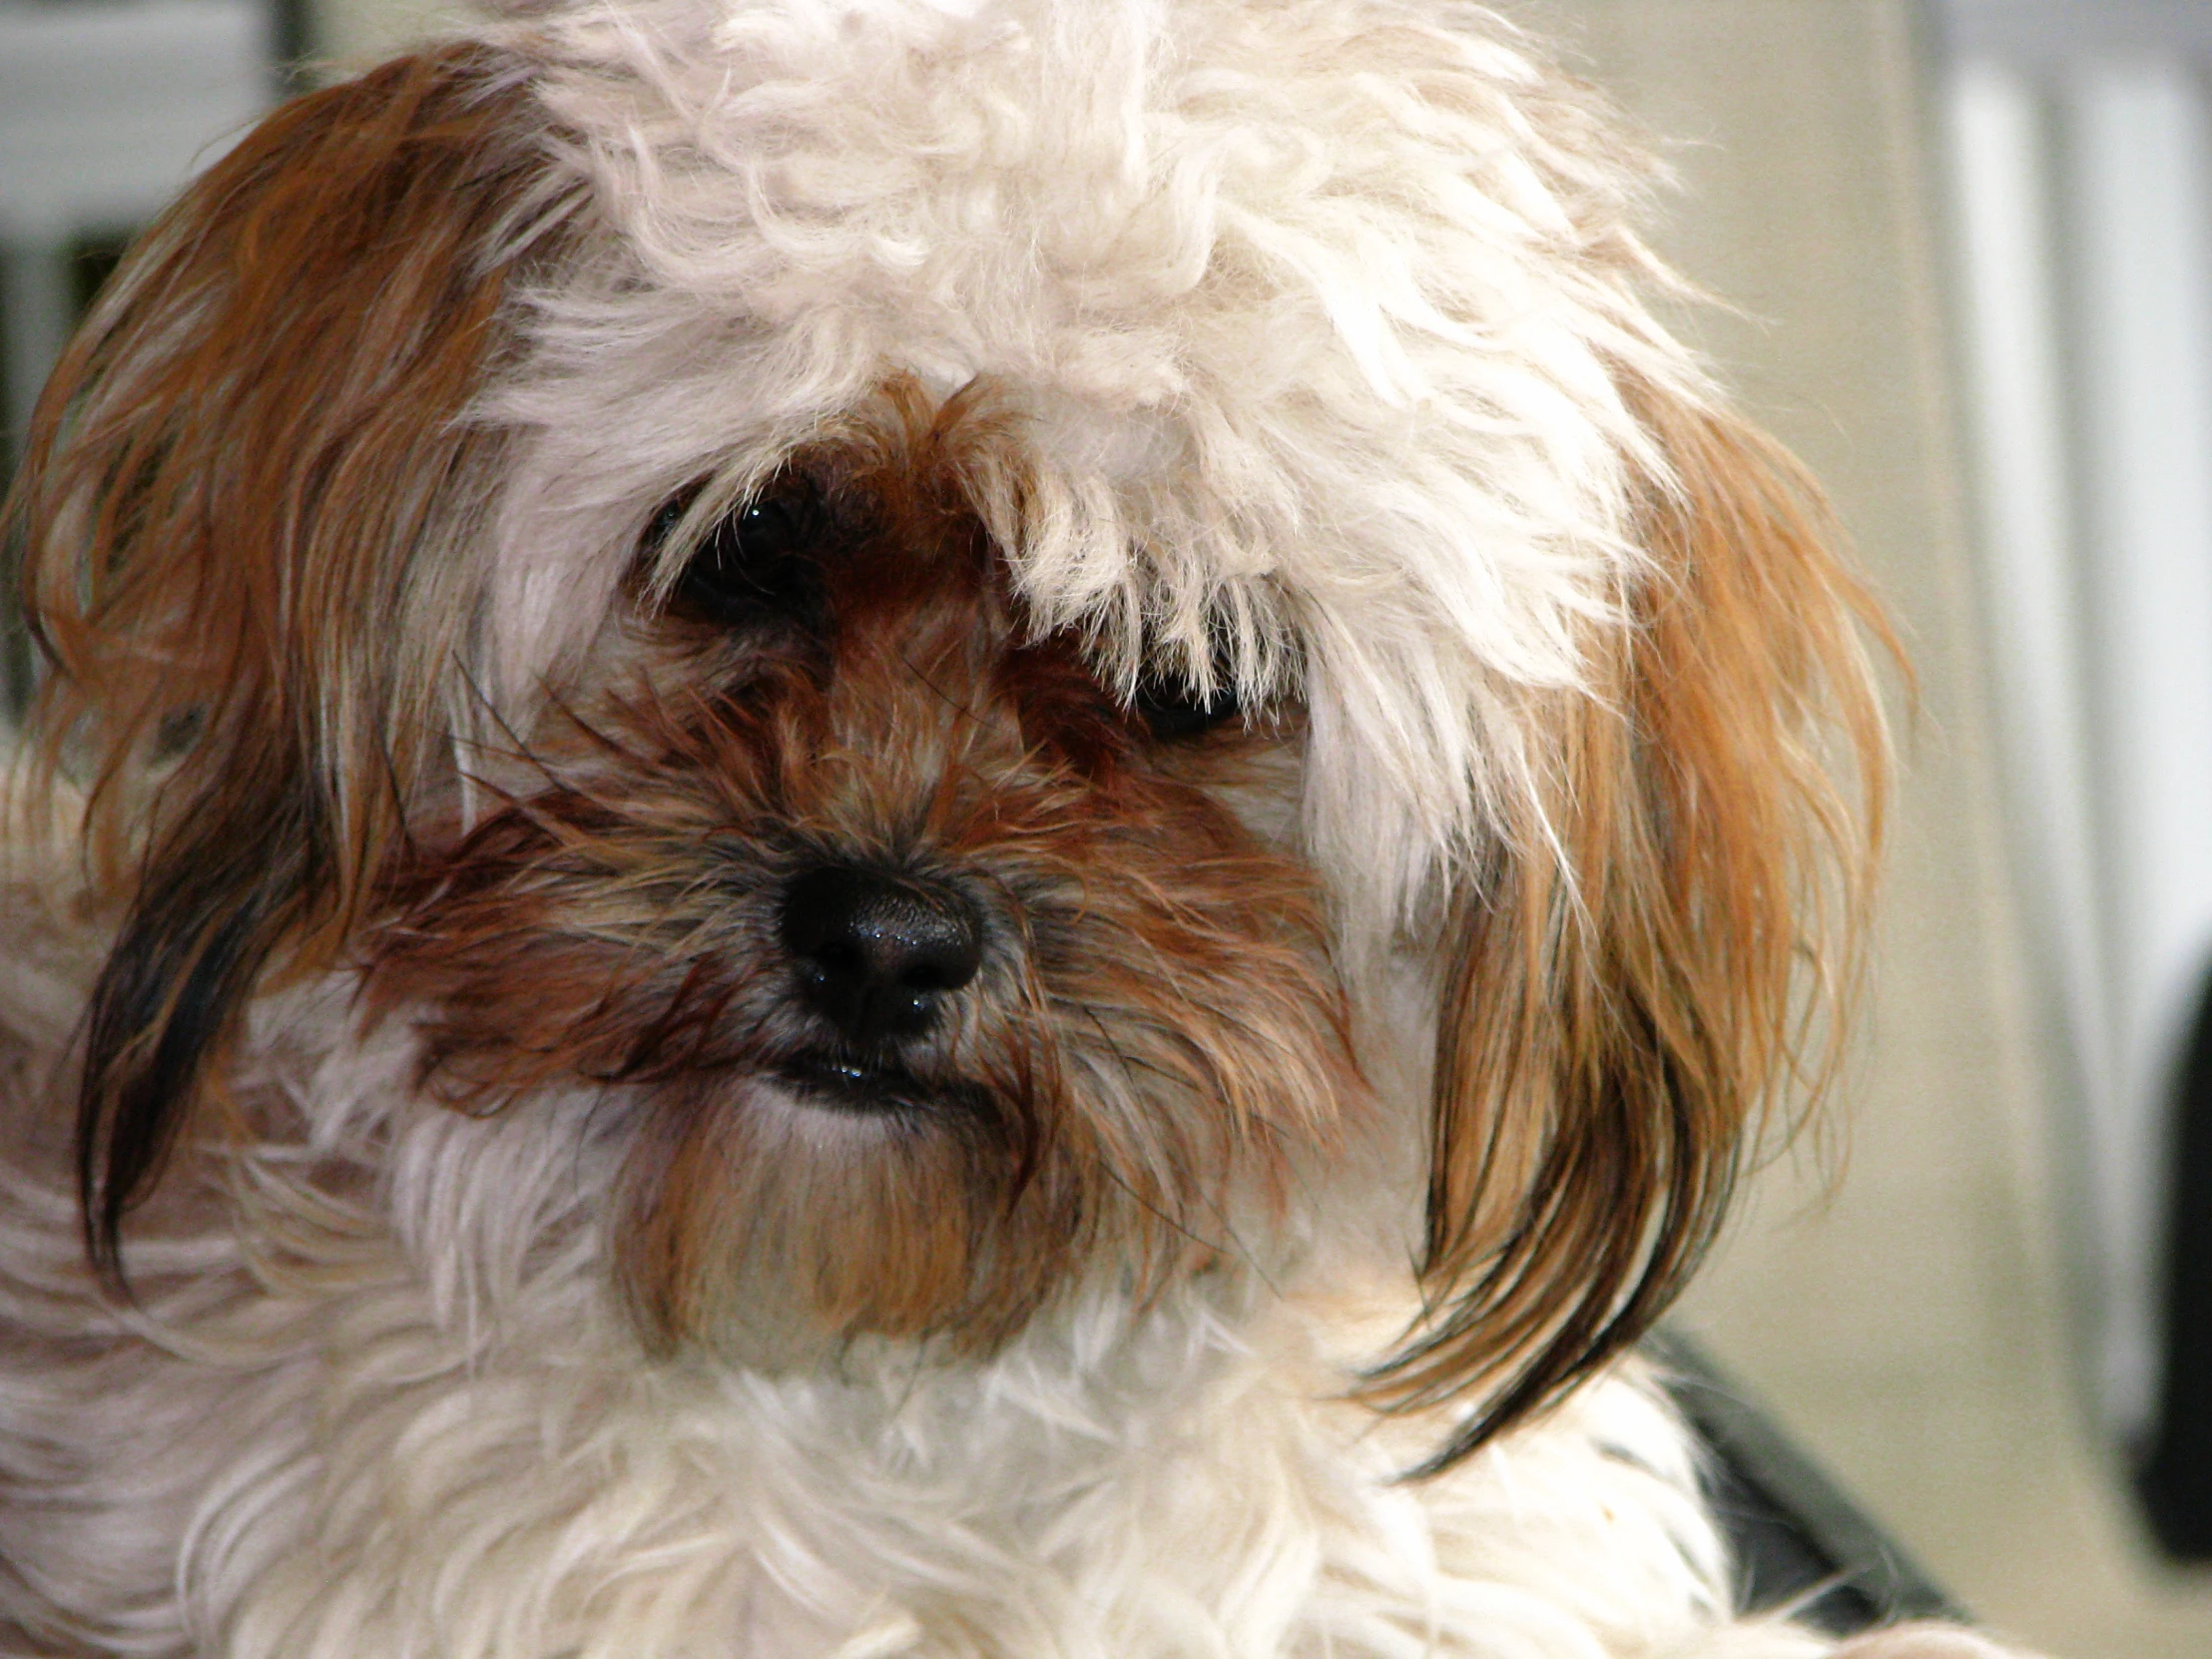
[779,865,984,1045]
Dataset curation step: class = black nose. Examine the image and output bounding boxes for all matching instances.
[780,865,984,1047]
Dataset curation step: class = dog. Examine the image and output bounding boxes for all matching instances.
[0,1,2019,1654]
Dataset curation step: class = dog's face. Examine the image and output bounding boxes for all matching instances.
[366,428,1357,1368]
[10,4,1886,1467]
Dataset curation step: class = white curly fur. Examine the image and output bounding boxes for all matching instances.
[474,0,1707,937]
[0,957,1817,1659]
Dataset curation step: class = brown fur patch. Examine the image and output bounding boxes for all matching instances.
[5,48,580,1277]
[1368,391,1895,1468]
[366,459,1361,1361]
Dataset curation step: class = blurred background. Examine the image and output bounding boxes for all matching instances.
[9,0,2212,1652]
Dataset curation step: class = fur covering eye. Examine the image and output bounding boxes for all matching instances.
[658,482,829,628]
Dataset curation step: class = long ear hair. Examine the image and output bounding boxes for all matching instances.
[1366,387,1896,1473]
[6,46,573,1283]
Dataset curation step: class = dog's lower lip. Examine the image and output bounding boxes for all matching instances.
[778,1054,921,1112]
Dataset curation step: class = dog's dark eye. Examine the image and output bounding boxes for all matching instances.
[657,483,825,628]
[1132,669,1242,740]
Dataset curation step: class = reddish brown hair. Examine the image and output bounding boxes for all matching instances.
[1371,393,1893,1469]
[8,48,574,1281]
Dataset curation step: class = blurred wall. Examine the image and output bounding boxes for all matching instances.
[312,0,456,64]
[1533,3,2212,1654]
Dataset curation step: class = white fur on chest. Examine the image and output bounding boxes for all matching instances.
[0,975,1786,1659]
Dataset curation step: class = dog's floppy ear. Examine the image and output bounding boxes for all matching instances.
[8,47,568,1282]
[1369,390,1894,1471]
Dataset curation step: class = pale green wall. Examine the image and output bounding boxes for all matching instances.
[1546,4,2212,1652]
[310,0,467,67]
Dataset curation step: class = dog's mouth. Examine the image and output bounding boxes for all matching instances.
[768,1050,1017,1141]
[774,1050,947,1117]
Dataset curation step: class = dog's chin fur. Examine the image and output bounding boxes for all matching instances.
[0,1,1939,1654]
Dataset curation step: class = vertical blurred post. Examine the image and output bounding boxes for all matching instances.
[1937,0,2212,1554]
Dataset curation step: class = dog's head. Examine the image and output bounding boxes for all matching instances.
[9,0,1887,1466]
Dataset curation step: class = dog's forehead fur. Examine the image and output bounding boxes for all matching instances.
[475,0,1706,932]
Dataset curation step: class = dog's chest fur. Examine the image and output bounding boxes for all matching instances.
[0,903,1748,1659]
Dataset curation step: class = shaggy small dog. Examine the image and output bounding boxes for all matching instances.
[0,2,2015,1655]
